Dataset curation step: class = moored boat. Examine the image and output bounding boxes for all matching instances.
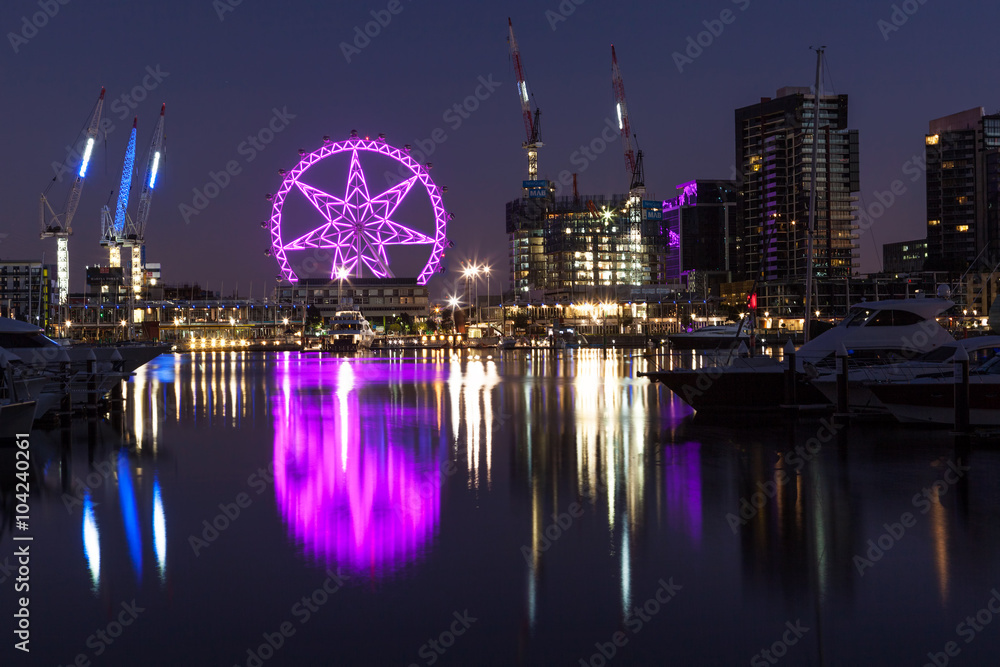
[867,355,1000,426]
[640,298,958,413]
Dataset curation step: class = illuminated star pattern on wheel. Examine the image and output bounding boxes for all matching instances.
[282,149,436,279]
[269,134,449,285]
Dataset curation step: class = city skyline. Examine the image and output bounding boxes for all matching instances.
[1,0,998,296]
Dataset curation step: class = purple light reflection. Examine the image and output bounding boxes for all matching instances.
[273,360,443,578]
[663,442,702,546]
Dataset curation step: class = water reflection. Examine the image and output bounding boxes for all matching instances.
[82,492,100,591]
[272,358,446,578]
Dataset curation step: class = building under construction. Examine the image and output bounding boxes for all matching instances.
[505,183,667,297]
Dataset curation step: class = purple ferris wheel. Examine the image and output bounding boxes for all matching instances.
[267,131,450,285]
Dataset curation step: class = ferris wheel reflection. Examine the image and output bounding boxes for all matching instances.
[272,358,444,578]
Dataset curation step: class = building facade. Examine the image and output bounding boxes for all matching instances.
[0,260,56,330]
[925,108,1000,270]
[506,181,664,296]
[661,179,739,284]
[882,238,927,274]
[734,87,860,315]
[276,277,429,323]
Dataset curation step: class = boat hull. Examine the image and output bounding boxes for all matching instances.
[868,380,1000,426]
[1,401,37,439]
[642,366,828,412]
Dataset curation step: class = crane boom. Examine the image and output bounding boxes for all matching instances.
[508,18,542,178]
[40,86,105,309]
[611,46,644,194]
[41,87,106,236]
[101,117,138,268]
[508,18,534,143]
[126,103,165,297]
[129,103,165,243]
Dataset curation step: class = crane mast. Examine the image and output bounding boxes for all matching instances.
[100,117,138,268]
[40,87,106,308]
[126,103,166,297]
[508,18,543,179]
[611,46,644,197]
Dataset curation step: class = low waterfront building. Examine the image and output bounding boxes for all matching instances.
[276,277,430,327]
[0,259,56,330]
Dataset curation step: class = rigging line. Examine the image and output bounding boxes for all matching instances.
[855,189,884,274]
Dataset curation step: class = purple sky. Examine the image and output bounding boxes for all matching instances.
[1,0,996,297]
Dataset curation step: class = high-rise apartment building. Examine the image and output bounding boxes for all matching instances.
[925,108,1000,269]
[660,180,739,283]
[734,88,860,292]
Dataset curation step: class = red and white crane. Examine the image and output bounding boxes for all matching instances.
[40,87,106,308]
[124,103,166,296]
[508,18,543,179]
[611,46,644,196]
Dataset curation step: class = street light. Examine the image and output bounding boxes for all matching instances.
[447,295,460,331]
[482,263,491,325]
[336,266,349,307]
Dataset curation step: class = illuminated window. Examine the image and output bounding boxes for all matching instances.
[956,196,968,204]
[928,219,940,226]
[926,134,939,145]
[942,161,955,169]
[957,225,970,232]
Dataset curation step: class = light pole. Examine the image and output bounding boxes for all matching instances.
[483,263,491,326]
[447,296,460,332]
[336,266,349,308]
[462,265,480,323]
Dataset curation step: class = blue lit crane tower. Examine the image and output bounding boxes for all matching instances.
[39,87,106,310]
[100,117,138,269]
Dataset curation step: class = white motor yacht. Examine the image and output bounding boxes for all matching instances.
[640,298,958,412]
[327,311,376,350]
[810,334,1000,410]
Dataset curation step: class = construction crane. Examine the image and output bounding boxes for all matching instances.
[124,103,166,297]
[507,18,543,179]
[100,117,138,269]
[40,87,106,308]
[611,46,644,197]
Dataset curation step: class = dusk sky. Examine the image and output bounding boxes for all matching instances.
[2,0,997,297]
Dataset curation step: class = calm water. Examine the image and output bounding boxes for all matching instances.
[3,349,1000,666]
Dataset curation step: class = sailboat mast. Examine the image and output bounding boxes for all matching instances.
[803,47,824,343]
